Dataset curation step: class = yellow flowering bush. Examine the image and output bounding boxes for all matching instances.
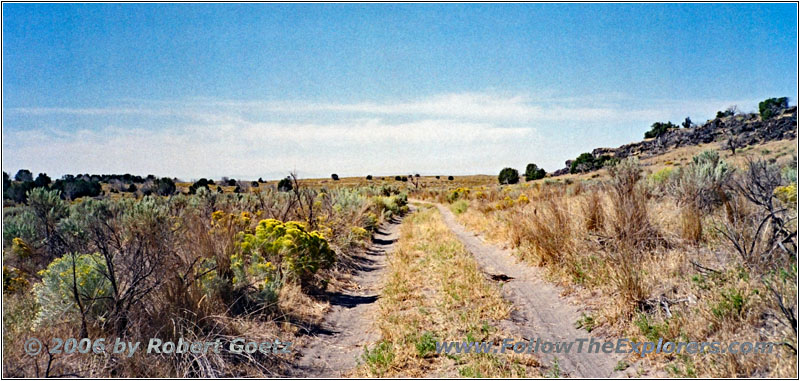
[2,266,28,294]
[11,237,32,259]
[775,182,797,206]
[447,187,470,203]
[235,219,335,291]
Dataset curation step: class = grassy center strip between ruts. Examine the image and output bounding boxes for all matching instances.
[351,204,541,377]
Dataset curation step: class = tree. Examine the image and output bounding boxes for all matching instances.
[682,117,693,129]
[227,179,237,186]
[498,168,520,185]
[251,181,259,187]
[258,177,265,183]
[14,169,33,182]
[366,175,373,180]
[524,163,546,181]
[759,97,789,120]
[448,176,454,181]
[395,175,402,181]
[34,173,52,188]
[155,177,176,196]
[277,177,293,192]
[435,176,441,179]
[188,178,210,194]
[331,174,339,181]
[644,121,677,139]
[3,172,9,192]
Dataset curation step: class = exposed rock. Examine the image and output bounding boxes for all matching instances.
[554,106,797,175]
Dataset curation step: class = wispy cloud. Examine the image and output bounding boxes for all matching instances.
[3,91,762,179]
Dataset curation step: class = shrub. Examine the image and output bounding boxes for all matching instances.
[3,266,28,294]
[669,150,733,212]
[277,177,293,192]
[33,173,51,188]
[237,219,335,287]
[154,177,176,196]
[716,106,737,118]
[448,176,454,181]
[644,121,678,139]
[33,252,113,328]
[366,175,373,180]
[251,181,259,187]
[52,179,102,200]
[447,187,469,203]
[331,174,339,181]
[227,179,237,186]
[525,163,546,181]
[498,168,519,184]
[451,200,469,215]
[189,178,211,194]
[759,97,788,119]
[4,181,33,203]
[570,153,615,174]
[14,169,33,182]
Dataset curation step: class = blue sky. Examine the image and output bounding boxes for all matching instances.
[3,3,797,180]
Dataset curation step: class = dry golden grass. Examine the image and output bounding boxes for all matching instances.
[416,144,797,377]
[351,205,540,377]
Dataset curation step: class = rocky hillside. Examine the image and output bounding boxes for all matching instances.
[553,106,797,176]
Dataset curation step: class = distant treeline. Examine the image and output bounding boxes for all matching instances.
[3,170,177,203]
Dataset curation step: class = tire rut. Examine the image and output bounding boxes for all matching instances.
[288,212,407,377]
[429,202,623,378]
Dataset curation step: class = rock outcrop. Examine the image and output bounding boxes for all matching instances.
[553,106,797,176]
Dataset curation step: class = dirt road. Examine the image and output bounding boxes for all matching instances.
[289,213,405,377]
[431,202,624,378]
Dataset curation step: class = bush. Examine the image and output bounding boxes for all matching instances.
[366,175,373,180]
[4,181,33,203]
[498,168,519,184]
[447,187,469,203]
[525,163,546,181]
[644,121,678,139]
[668,150,732,212]
[189,178,211,194]
[448,176,454,181]
[759,97,788,119]
[33,173,51,188]
[237,219,335,287]
[154,177,176,196]
[14,169,33,182]
[570,153,616,174]
[331,174,339,181]
[33,252,113,328]
[277,177,293,192]
[451,200,469,215]
[52,179,102,200]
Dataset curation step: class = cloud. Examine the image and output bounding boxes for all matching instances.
[3,91,761,179]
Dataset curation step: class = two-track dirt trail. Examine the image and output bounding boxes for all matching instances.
[289,213,406,377]
[429,202,623,378]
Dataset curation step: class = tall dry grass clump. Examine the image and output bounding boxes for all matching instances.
[605,157,659,309]
[580,187,605,233]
